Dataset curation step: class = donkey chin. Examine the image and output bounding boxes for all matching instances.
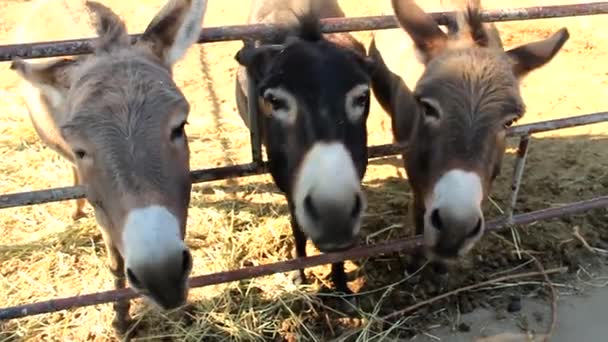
[128,280,190,311]
[301,214,362,254]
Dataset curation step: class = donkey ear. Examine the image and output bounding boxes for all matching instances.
[10,57,78,109]
[368,37,417,143]
[234,44,284,82]
[137,0,208,67]
[85,1,130,53]
[506,27,570,78]
[391,0,448,63]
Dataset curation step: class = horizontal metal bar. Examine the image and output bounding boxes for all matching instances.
[1,195,606,321]
[1,111,606,209]
[507,111,608,137]
[0,144,402,209]
[1,2,607,61]
[0,112,597,208]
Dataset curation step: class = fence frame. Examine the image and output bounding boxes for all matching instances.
[1,2,608,322]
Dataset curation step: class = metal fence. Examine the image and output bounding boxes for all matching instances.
[1,2,608,321]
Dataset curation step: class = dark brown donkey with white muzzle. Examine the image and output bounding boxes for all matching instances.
[369,0,569,262]
[11,0,208,335]
[234,0,375,296]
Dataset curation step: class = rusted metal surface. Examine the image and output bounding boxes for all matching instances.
[507,111,608,137]
[0,111,606,209]
[1,2,608,61]
[1,195,607,321]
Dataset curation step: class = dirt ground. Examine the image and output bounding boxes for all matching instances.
[0,0,607,341]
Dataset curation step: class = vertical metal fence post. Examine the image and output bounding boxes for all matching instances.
[246,69,263,165]
[506,135,531,224]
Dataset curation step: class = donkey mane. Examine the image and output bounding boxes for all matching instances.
[286,9,366,56]
[290,10,323,42]
[451,1,503,50]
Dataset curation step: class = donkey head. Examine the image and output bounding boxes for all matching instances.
[11,0,208,309]
[375,0,569,259]
[235,13,375,252]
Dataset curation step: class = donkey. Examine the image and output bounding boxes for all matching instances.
[11,0,207,334]
[369,0,569,261]
[234,0,375,296]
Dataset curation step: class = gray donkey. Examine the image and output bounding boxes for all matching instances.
[11,0,208,335]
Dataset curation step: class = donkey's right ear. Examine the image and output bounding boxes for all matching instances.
[368,38,417,143]
[10,57,78,108]
[234,44,284,82]
[138,0,208,68]
[391,0,448,64]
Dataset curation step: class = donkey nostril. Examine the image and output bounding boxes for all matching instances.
[304,194,319,220]
[182,250,193,275]
[431,209,443,231]
[350,194,362,219]
[468,218,483,238]
[126,268,141,288]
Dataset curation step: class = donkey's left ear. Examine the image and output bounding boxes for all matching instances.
[360,56,378,76]
[137,0,208,67]
[234,44,284,82]
[10,57,78,109]
[506,27,569,78]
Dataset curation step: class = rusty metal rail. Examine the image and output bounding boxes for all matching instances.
[1,111,606,209]
[1,195,606,321]
[1,2,608,61]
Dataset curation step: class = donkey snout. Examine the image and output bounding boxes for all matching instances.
[292,142,366,253]
[428,207,484,258]
[125,248,192,310]
[304,192,363,222]
[304,191,363,253]
[425,169,485,258]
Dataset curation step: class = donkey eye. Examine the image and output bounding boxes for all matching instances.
[171,121,187,141]
[265,94,287,111]
[73,149,87,159]
[503,119,515,129]
[353,92,369,108]
[420,100,440,119]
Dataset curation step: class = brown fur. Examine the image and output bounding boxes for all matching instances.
[11,0,207,336]
[370,0,569,259]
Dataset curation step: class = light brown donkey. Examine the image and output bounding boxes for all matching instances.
[11,0,208,335]
[369,0,569,262]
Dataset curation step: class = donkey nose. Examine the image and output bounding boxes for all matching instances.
[430,208,484,238]
[304,192,363,222]
[304,194,320,221]
[350,193,363,219]
[430,208,444,231]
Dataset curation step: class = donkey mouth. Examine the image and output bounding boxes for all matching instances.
[315,240,357,253]
[151,297,187,311]
[430,246,464,261]
[140,289,188,311]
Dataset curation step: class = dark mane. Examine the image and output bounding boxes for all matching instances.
[455,1,490,47]
[289,9,366,56]
[291,10,323,42]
